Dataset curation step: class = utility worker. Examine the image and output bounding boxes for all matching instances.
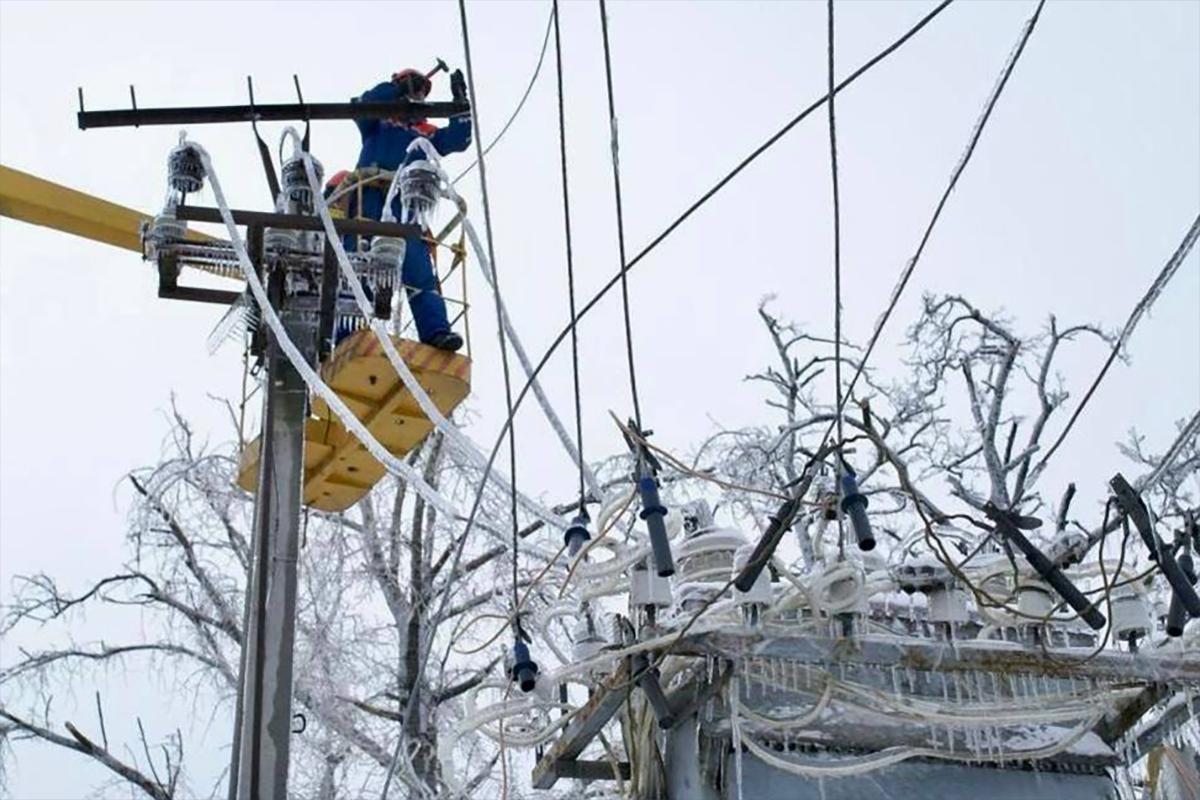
[349,67,472,352]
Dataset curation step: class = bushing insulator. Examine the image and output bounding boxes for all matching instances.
[510,641,538,693]
[638,476,674,577]
[564,513,592,557]
[840,473,875,552]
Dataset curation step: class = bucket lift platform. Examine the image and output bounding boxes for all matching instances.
[237,328,471,512]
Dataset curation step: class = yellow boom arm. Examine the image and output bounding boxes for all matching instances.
[0,164,217,253]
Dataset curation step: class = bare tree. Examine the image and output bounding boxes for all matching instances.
[3,294,1196,798]
[0,398,540,798]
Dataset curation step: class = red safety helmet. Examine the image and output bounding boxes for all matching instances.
[392,68,432,100]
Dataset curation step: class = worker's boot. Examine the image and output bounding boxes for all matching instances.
[427,331,463,353]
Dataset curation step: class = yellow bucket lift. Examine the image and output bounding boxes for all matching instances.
[237,330,471,512]
[236,167,474,512]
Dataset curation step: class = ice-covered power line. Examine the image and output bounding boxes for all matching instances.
[552,0,589,510]
[1034,213,1200,476]
[453,2,555,185]
[443,0,960,574]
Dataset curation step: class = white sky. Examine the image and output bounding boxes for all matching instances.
[1,1,1197,797]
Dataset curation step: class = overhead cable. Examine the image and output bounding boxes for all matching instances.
[826,0,847,558]
[1033,214,1200,475]
[552,0,589,509]
[456,0,523,619]
[433,0,958,684]
[597,0,644,429]
[453,3,555,184]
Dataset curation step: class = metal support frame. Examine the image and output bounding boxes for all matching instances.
[78,99,469,130]
[228,229,310,800]
[175,205,421,239]
[531,661,634,789]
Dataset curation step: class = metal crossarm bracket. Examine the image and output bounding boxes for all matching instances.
[78,99,471,130]
[531,660,633,789]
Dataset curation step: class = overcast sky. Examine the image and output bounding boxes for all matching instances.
[2,1,1197,797]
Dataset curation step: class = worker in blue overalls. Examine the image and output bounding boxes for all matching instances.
[349,67,472,352]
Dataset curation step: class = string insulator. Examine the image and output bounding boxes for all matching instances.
[167,143,206,194]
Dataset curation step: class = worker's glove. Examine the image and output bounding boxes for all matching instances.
[450,69,468,105]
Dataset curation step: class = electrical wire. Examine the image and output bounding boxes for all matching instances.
[456,0,523,625]
[826,0,847,559]
[453,3,556,185]
[420,0,957,698]
[1033,214,1200,475]
[552,0,588,508]
[635,0,1050,666]
[597,0,644,430]
[827,0,1046,451]
[442,0,955,599]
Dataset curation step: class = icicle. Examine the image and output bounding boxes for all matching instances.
[731,675,745,800]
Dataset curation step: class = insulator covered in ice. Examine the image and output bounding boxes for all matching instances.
[369,236,406,272]
[281,155,323,211]
[1110,585,1152,646]
[399,159,440,220]
[167,143,206,194]
[927,585,969,623]
[147,212,187,251]
[675,525,745,586]
[630,558,672,609]
[732,543,772,607]
[892,558,952,594]
[1016,578,1055,620]
[264,227,298,256]
[811,562,868,614]
[679,499,715,536]
[572,612,606,664]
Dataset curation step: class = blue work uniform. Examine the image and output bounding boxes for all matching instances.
[350,80,472,343]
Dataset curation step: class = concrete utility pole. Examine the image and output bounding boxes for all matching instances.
[230,259,310,800]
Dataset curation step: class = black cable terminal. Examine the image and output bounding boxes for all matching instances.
[638,472,674,578]
[1110,473,1200,619]
[734,492,806,593]
[563,511,592,557]
[840,469,874,551]
[622,420,674,577]
[631,653,674,729]
[984,503,1106,631]
[1166,548,1197,638]
[510,640,539,693]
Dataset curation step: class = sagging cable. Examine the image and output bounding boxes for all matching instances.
[983,503,1106,631]
[1110,473,1200,619]
[460,216,603,502]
